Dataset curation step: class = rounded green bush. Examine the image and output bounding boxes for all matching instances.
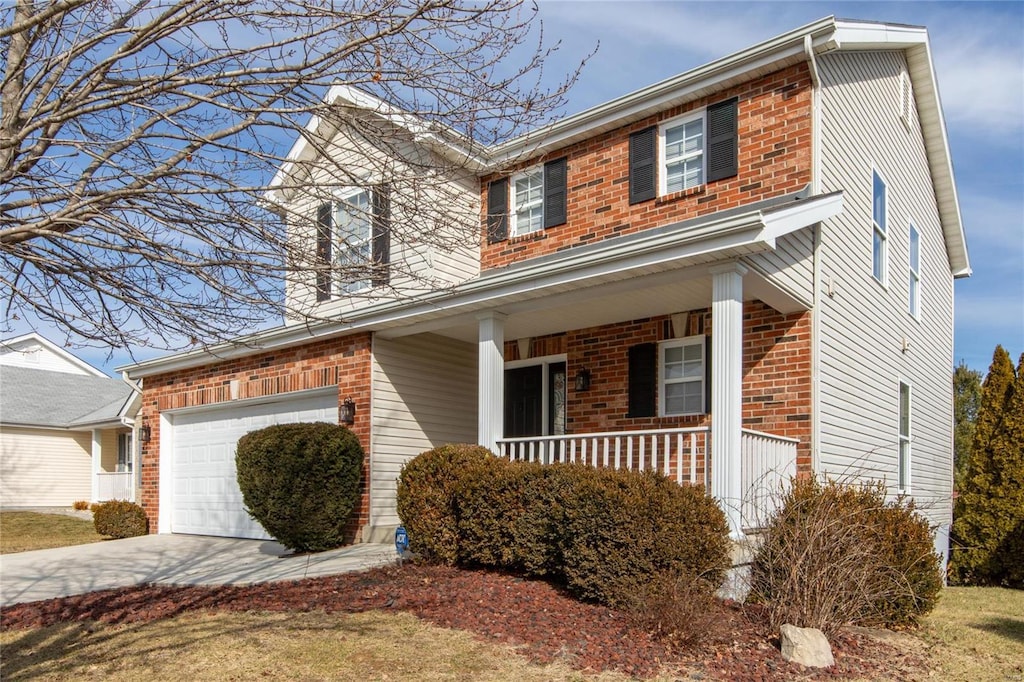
[395,443,495,565]
[559,467,731,606]
[93,500,148,538]
[235,421,363,552]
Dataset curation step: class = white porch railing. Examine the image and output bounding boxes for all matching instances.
[498,427,711,486]
[497,427,799,530]
[740,428,798,529]
[96,472,134,502]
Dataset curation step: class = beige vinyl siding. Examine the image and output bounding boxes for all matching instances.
[745,228,815,307]
[370,333,477,529]
[817,50,955,533]
[0,426,92,506]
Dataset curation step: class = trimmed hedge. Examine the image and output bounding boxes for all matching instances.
[93,500,148,538]
[397,446,732,607]
[235,422,363,552]
[394,443,493,564]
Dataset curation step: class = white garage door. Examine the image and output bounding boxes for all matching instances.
[170,392,337,539]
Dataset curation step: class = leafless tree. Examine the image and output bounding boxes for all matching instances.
[1,0,586,352]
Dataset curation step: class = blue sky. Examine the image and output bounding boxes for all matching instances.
[12,1,1024,377]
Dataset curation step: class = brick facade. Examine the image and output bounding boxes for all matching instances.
[503,302,813,473]
[481,64,812,269]
[137,333,373,540]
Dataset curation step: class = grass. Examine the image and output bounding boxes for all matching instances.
[918,586,1024,681]
[0,512,105,554]
[0,611,637,682]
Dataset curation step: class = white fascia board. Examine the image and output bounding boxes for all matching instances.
[121,193,838,378]
[760,191,844,242]
[832,21,969,277]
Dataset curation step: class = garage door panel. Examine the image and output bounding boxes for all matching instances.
[170,393,336,539]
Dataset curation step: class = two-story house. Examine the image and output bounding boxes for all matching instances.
[122,17,969,566]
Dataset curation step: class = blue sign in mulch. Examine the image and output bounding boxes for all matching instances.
[395,525,409,555]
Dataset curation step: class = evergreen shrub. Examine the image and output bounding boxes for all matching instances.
[235,421,363,552]
[92,500,148,538]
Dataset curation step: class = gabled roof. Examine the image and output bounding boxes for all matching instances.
[0,332,108,377]
[0,365,138,429]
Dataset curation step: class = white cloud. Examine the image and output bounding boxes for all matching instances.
[934,45,1024,135]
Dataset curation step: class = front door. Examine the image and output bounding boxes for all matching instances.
[504,361,566,438]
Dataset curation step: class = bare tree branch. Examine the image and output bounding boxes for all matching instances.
[1,0,589,353]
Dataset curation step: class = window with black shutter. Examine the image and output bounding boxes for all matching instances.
[629,126,657,204]
[315,202,332,301]
[542,157,567,229]
[371,184,390,287]
[627,342,657,418]
[706,98,738,182]
[487,177,508,243]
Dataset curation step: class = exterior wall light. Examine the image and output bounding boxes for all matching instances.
[139,422,152,443]
[574,368,592,392]
[339,397,356,426]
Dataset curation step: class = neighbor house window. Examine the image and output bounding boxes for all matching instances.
[117,432,132,473]
[872,170,888,284]
[659,336,706,416]
[898,381,911,492]
[511,167,544,237]
[909,223,921,318]
[660,112,705,194]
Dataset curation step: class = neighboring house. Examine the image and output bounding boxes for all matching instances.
[121,17,968,565]
[1,334,141,506]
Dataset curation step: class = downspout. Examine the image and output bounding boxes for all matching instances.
[805,35,823,475]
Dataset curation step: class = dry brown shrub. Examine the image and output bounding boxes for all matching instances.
[625,572,727,649]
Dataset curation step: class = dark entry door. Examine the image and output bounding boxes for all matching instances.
[505,365,542,437]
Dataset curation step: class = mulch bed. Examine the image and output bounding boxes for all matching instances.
[0,563,929,680]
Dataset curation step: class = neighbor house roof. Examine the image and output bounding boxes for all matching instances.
[0,365,138,429]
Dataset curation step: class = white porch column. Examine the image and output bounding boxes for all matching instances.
[90,429,102,503]
[710,263,747,538]
[477,312,507,453]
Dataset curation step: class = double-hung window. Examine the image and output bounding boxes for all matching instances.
[334,188,373,294]
[898,381,911,492]
[908,224,921,319]
[315,185,390,301]
[511,168,544,237]
[659,336,706,416]
[660,113,705,194]
[872,170,888,284]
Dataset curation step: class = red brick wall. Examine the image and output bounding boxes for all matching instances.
[506,303,812,472]
[137,333,373,542]
[481,64,812,269]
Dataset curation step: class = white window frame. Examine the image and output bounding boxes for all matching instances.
[658,335,706,417]
[908,223,921,320]
[658,110,706,196]
[872,168,888,286]
[510,166,544,237]
[898,380,911,493]
[332,187,373,294]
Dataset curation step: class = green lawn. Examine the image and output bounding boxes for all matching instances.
[919,586,1024,681]
[0,512,105,554]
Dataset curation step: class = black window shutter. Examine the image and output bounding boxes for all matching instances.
[543,157,567,228]
[487,178,508,243]
[704,334,712,413]
[627,342,657,418]
[706,98,738,182]
[371,184,390,287]
[629,126,657,204]
[315,202,332,301]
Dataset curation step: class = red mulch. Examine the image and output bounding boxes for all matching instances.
[0,563,929,680]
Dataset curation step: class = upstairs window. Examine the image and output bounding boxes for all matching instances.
[486,157,567,243]
[909,223,921,319]
[315,185,390,301]
[872,170,888,284]
[661,113,705,194]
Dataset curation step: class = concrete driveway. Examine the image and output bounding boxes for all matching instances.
[0,534,397,608]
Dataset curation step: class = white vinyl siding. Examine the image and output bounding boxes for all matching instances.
[371,334,477,530]
[659,112,705,195]
[744,229,816,308]
[0,426,92,506]
[817,50,955,544]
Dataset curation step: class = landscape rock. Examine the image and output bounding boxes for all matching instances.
[780,623,835,668]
